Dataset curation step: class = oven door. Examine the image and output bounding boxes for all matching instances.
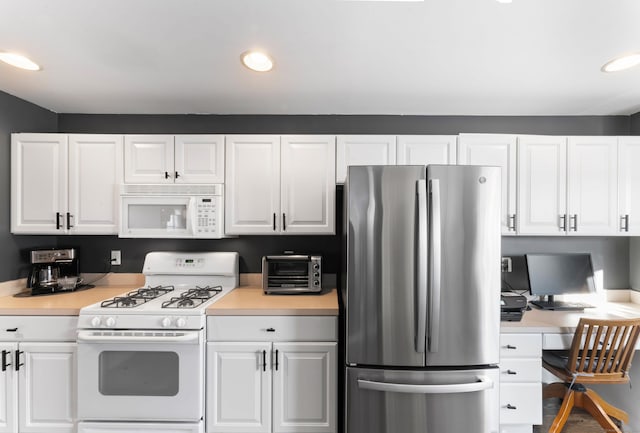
[77,329,204,422]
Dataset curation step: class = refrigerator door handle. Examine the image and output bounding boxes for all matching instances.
[428,178,442,353]
[357,376,493,395]
[415,179,428,353]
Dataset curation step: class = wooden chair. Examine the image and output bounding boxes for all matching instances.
[542,317,640,433]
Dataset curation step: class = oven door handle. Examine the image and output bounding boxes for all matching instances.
[77,330,200,344]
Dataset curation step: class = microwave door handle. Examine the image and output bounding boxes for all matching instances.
[188,197,197,234]
[415,179,427,353]
[428,179,441,353]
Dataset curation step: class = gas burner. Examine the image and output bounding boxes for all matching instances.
[100,285,174,308]
[161,285,223,309]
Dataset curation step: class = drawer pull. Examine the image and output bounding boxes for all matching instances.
[505,344,517,350]
[265,328,276,332]
[6,328,18,332]
[505,369,517,375]
[506,404,517,410]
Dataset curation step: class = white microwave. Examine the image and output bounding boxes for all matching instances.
[119,184,225,238]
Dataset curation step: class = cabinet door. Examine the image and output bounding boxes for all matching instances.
[123,135,174,183]
[207,342,271,433]
[458,134,517,234]
[272,342,337,433]
[281,136,336,235]
[397,135,457,165]
[0,343,17,433]
[336,135,396,183]
[567,136,618,235]
[174,135,225,183]
[18,342,76,433]
[11,133,68,234]
[517,135,567,235]
[68,134,123,234]
[225,135,281,234]
[618,137,640,234]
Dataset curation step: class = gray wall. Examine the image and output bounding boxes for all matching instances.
[0,91,58,282]
[1,95,638,283]
[632,112,640,135]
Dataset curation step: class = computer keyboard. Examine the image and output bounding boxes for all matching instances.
[530,300,595,311]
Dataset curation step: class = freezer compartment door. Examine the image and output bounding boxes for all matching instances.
[426,165,501,367]
[346,366,499,433]
[345,165,427,367]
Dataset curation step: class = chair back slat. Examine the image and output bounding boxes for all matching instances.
[569,318,640,377]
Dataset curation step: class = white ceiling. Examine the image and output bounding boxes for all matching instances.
[1,0,640,116]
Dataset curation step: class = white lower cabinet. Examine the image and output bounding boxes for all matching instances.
[499,333,542,433]
[0,317,78,433]
[206,316,337,433]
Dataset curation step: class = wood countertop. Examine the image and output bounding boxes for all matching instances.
[208,287,339,316]
[0,286,134,316]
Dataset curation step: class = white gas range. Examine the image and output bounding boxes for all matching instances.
[76,251,239,433]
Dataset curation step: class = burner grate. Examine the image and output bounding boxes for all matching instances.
[161,285,222,309]
[100,285,174,308]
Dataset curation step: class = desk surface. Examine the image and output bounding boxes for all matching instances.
[501,301,640,334]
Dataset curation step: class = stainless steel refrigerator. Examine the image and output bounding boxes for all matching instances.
[343,165,501,433]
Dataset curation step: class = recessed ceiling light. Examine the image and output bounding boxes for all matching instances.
[0,51,41,71]
[601,53,640,73]
[241,51,274,72]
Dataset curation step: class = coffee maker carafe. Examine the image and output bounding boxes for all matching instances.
[28,248,80,295]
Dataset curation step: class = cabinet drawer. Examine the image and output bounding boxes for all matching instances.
[207,316,337,341]
[500,334,541,358]
[499,383,542,425]
[0,316,78,341]
[499,358,541,383]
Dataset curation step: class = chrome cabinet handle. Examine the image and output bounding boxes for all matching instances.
[1,350,10,372]
[15,350,24,371]
[623,214,630,232]
[570,214,578,231]
[559,214,567,232]
[508,214,517,232]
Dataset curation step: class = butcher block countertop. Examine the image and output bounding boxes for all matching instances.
[0,286,134,316]
[207,287,339,316]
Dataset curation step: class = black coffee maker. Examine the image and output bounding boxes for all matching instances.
[28,248,80,295]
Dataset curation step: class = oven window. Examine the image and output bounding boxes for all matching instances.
[269,261,308,276]
[99,351,179,396]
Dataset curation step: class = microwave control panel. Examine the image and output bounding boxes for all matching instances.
[195,196,222,237]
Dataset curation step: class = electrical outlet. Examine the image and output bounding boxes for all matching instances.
[501,257,512,273]
[111,250,121,266]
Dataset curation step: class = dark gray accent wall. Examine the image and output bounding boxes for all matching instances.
[0,108,636,282]
[631,112,640,135]
[0,91,58,282]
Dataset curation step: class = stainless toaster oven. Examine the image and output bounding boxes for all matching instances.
[262,255,322,294]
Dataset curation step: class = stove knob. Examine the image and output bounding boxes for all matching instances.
[105,317,116,327]
[91,317,102,327]
[161,317,172,328]
[176,317,187,328]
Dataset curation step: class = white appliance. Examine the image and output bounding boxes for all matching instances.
[119,184,224,238]
[77,251,239,433]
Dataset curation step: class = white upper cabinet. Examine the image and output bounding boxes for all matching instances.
[458,134,517,234]
[618,136,640,234]
[11,133,123,235]
[518,135,618,236]
[566,136,618,235]
[396,135,457,165]
[225,135,335,235]
[336,135,396,183]
[68,135,123,234]
[225,135,281,235]
[280,136,335,234]
[517,135,567,235]
[124,135,224,184]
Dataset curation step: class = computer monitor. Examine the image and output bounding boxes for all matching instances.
[525,253,596,310]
